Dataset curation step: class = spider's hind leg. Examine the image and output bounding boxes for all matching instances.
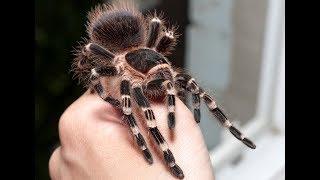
[175,73,256,149]
[199,89,256,149]
[175,73,201,123]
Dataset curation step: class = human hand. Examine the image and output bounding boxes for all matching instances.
[49,91,215,179]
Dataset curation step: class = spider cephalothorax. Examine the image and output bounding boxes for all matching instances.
[72,1,256,179]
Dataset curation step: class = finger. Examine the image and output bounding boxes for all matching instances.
[49,146,62,180]
[148,98,215,179]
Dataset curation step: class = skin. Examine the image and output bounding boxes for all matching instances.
[49,90,215,179]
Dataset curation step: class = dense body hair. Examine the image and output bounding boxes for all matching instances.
[87,1,146,53]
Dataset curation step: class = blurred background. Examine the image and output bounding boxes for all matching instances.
[36,0,285,179]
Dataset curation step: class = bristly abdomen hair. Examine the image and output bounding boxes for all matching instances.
[86,0,147,54]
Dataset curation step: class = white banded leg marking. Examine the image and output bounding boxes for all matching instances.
[206,96,256,148]
[223,120,232,128]
[146,120,157,128]
[169,162,176,168]
[187,78,200,94]
[90,69,108,100]
[85,43,115,59]
[208,100,217,110]
[163,80,176,129]
[130,125,139,135]
[160,142,169,151]
[165,30,174,39]
[91,68,99,77]
[141,145,147,151]
[182,77,202,123]
[147,16,162,48]
[121,95,132,115]
[132,85,185,177]
[168,105,175,112]
[120,80,154,163]
[142,107,157,128]
[176,73,256,150]
[151,17,161,23]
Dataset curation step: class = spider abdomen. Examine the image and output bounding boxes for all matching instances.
[125,49,168,74]
[88,3,146,53]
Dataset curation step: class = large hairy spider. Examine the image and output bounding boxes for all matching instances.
[72,1,256,179]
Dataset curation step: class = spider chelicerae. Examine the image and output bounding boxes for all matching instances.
[72,1,256,179]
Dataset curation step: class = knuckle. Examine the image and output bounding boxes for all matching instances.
[58,111,74,142]
[49,147,61,179]
[58,107,85,149]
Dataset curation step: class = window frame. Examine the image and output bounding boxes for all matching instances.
[209,0,285,172]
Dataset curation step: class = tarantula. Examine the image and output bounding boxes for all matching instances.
[72,1,256,179]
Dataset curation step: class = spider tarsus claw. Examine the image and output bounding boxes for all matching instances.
[170,164,184,179]
[142,149,153,164]
[242,138,256,149]
[194,109,201,123]
[168,112,175,129]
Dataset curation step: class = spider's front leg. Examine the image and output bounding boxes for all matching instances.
[146,16,162,48]
[146,79,177,129]
[84,43,154,163]
[132,85,184,179]
[146,14,177,56]
[120,79,154,164]
[175,73,256,149]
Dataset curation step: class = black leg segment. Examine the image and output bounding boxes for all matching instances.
[120,80,153,164]
[86,43,115,59]
[175,72,256,149]
[147,17,162,48]
[132,85,184,179]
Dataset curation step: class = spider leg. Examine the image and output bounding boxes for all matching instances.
[163,80,176,129]
[120,79,153,164]
[175,73,256,149]
[132,85,184,179]
[146,17,162,48]
[90,67,121,108]
[155,30,177,55]
[199,89,256,149]
[174,80,189,106]
[175,74,201,123]
[146,79,177,129]
[85,43,115,59]
[90,67,154,163]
